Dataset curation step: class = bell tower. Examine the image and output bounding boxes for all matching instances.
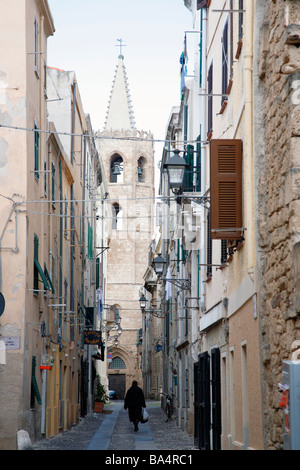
[96,52,154,398]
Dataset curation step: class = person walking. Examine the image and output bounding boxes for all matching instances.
[124,380,146,432]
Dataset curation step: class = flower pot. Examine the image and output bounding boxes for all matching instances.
[94,401,104,413]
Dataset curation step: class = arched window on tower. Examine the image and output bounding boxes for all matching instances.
[112,203,122,230]
[137,156,146,183]
[110,154,124,183]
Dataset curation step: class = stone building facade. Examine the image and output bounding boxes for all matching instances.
[96,55,155,399]
[255,0,300,449]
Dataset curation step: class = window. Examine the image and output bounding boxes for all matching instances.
[64,197,68,235]
[110,155,123,183]
[108,356,126,369]
[88,222,93,260]
[115,307,121,324]
[137,157,145,182]
[31,356,42,408]
[206,211,212,278]
[222,20,229,105]
[34,123,39,181]
[33,234,39,292]
[33,234,50,293]
[210,139,243,240]
[236,0,244,59]
[238,0,244,40]
[183,145,193,191]
[34,17,39,76]
[96,258,100,289]
[44,264,55,294]
[51,162,56,204]
[221,240,227,264]
[112,203,122,230]
[44,159,47,195]
[207,62,213,136]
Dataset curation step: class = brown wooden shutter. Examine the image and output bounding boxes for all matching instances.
[210,139,243,239]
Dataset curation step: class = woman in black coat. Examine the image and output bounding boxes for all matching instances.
[124,380,146,431]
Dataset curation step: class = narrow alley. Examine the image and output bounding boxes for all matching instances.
[31,401,197,454]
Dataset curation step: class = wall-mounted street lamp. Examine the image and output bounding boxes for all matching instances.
[153,253,191,291]
[164,149,210,207]
[138,295,166,318]
[139,294,147,311]
[164,149,189,193]
[152,253,166,276]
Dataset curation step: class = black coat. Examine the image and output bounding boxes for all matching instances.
[124,385,146,422]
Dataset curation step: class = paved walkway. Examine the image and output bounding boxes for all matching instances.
[32,400,197,451]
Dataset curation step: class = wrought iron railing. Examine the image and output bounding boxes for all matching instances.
[182,166,201,193]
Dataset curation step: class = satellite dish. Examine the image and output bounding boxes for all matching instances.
[0,292,5,316]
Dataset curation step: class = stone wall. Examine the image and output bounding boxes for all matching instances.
[256,0,300,450]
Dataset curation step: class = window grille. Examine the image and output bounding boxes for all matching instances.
[108,356,126,369]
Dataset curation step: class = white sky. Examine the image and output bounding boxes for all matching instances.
[47,0,194,151]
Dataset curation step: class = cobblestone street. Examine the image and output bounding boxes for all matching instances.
[31,401,197,452]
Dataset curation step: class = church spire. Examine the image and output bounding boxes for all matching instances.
[104,51,136,131]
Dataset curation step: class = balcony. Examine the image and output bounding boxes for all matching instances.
[182,166,201,194]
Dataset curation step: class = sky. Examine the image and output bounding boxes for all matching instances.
[47,0,194,156]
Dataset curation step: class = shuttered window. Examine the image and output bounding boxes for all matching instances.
[222,20,229,105]
[207,63,213,136]
[51,161,56,204]
[34,17,39,75]
[33,234,50,293]
[196,136,201,191]
[239,0,244,39]
[210,139,243,239]
[31,356,42,407]
[206,211,212,278]
[183,145,194,191]
[34,123,39,181]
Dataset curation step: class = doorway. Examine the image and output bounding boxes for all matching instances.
[109,374,126,400]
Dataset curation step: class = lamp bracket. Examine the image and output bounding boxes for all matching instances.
[182,195,210,208]
[162,278,191,291]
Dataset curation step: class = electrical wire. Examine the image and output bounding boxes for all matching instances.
[0,123,209,146]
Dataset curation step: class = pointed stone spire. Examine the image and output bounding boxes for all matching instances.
[104,54,136,131]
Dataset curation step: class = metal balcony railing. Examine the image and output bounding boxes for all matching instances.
[182,166,201,193]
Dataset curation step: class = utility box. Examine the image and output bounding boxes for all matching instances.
[281,360,300,450]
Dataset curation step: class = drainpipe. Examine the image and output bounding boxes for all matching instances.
[71,80,77,165]
[200,7,207,312]
[244,1,255,269]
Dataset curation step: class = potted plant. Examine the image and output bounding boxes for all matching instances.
[94,375,108,413]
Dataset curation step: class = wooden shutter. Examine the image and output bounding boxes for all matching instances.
[210,139,243,239]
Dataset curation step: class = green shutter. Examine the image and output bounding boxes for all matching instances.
[51,162,55,203]
[88,223,93,260]
[34,258,50,291]
[196,136,201,191]
[44,264,55,293]
[34,124,39,180]
[184,145,194,191]
[33,234,50,291]
[96,257,100,289]
[31,356,42,405]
